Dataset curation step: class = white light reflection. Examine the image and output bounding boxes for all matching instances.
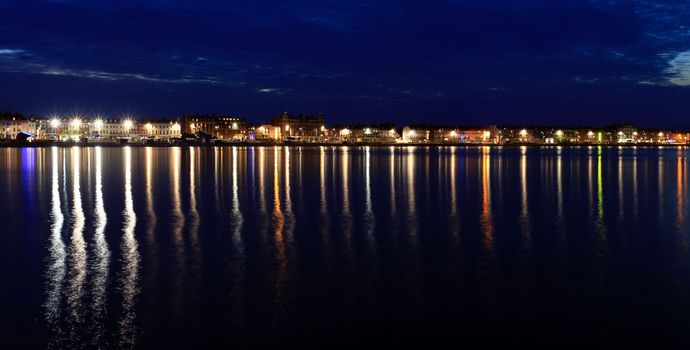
[66,146,86,344]
[45,147,66,342]
[364,146,376,252]
[90,147,109,344]
[118,146,139,348]
[389,146,397,214]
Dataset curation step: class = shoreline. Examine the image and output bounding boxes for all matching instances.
[0,141,687,148]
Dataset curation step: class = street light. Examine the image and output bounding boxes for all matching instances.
[50,119,60,128]
[94,119,104,130]
[123,120,134,130]
[71,118,82,128]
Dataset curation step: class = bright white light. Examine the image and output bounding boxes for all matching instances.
[94,119,104,130]
[232,122,238,130]
[556,130,564,137]
[364,128,372,135]
[50,119,60,128]
[450,130,457,137]
[123,120,134,129]
[70,118,82,128]
[171,123,181,131]
[519,129,527,137]
[340,128,351,136]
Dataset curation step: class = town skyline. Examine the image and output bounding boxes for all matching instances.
[3,1,690,127]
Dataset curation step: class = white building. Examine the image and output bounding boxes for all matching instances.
[89,119,137,141]
[140,120,182,140]
[254,124,281,141]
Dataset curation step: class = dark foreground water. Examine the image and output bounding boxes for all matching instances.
[2,146,690,348]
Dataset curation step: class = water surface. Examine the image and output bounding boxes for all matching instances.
[2,146,690,348]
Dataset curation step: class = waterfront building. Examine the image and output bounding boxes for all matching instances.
[617,125,637,143]
[0,113,29,139]
[271,112,325,142]
[496,127,528,143]
[254,124,282,141]
[552,129,579,143]
[28,118,51,140]
[334,124,398,144]
[401,125,492,144]
[91,119,137,141]
[182,114,247,141]
[139,119,182,140]
[401,126,430,143]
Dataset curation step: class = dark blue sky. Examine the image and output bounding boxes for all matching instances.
[1,0,689,126]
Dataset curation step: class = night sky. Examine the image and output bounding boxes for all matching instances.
[1,0,690,126]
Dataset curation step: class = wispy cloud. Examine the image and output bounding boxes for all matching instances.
[0,48,24,55]
[667,51,690,86]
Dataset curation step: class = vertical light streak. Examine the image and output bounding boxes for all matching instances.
[618,150,624,219]
[341,146,353,252]
[677,154,685,230]
[145,147,157,278]
[482,147,494,247]
[319,147,330,254]
[66,146,86,344]
[229,146,245,333]
[364,146,374,228]
[389,146,396,214]
[259,147,266,214]
[450,146,457,216]
[231,146,244,255]
[659,150,664,217]
[595,146,607,248]
[214,147,221,213]
[90,146,109,345]
[272,147,286,317]
[519,146,530,236]
[45,147,65,343]
[170,146,185,329]
[320,147,328,217]
[556,147,564,226]
[118,146,139,348]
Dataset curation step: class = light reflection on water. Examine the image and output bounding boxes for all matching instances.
[14,146,690,347]
[90,147,109,346]
[65,147,86,346]
[45,147,65,347]
[118,147,139,348]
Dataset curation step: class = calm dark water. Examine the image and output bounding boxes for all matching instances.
[2,145,690,348]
